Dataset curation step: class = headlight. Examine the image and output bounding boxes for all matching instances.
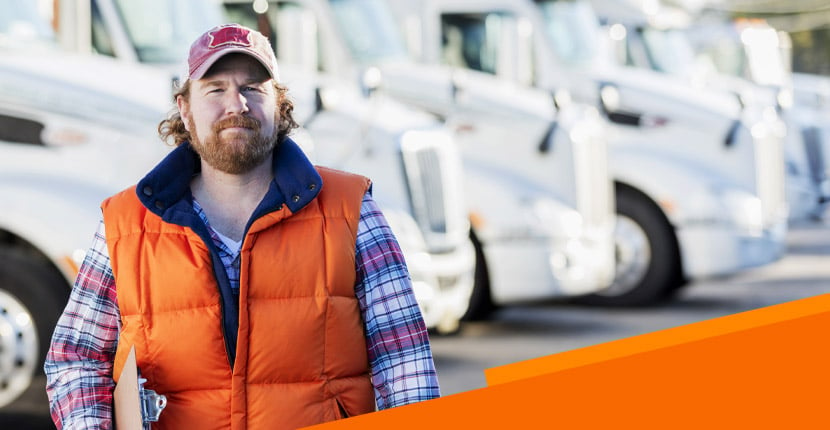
[382,208,428,252]
[777,88,794,111]
[715,186,764,235]
[477,196,583,241]
[599,84,621,112]
[531,198,583,236]
[382,208,437,292]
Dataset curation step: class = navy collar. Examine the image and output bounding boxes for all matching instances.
[135,137,322,220]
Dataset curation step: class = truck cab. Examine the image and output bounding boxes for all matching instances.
[387,0,789,305]
[0,1,174,409]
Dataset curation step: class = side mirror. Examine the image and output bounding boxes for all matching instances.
[361,67,383,98]
[314,86,325,114]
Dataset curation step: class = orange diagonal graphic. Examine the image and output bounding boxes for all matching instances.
[304,293,830,429]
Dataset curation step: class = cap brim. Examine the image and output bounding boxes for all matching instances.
[188,48,277,81]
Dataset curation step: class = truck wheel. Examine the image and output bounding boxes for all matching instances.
[575,187,682,306]
[461,231,494,321]
[0,248,68,409]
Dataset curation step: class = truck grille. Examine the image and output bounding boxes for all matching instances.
[400,130,468,253]
[802,126,827,186]
[572,121,614,229]
[754,125,788,226]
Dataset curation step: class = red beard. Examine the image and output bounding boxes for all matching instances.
[188,114,278,174]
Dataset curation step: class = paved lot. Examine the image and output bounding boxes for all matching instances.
[431,219,830,395]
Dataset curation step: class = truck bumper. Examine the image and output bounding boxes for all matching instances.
[410,240,475,333]
[677,219,787,279]
[485,232,616,305]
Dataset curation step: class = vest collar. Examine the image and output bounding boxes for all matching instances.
[135,137,322,219]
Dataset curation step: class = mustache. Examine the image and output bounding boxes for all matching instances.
[212,115,261,133]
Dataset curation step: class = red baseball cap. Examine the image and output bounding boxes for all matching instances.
[186,24,279,81]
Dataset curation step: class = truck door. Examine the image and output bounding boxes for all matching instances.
[436,11,555,157]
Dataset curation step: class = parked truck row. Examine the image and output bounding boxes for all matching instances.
[591,0,830,221]
[384,0,788,305]
[0,0,820,412]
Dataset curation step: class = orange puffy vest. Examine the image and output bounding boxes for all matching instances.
[102,167,374,430]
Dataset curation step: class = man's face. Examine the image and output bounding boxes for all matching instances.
[178,53,279,174]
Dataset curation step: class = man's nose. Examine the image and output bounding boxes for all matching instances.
[225,89,249,115]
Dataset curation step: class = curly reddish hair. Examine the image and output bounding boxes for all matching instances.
[158,79,299,146]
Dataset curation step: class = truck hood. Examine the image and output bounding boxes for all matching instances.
[376,60,558,122]
[280,63,442,131]
[0,46,172,135]
[585,64,742,125]
[793,72,830,111]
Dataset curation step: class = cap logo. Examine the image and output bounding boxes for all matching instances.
[187,24,279,81]
[208,26,252,49]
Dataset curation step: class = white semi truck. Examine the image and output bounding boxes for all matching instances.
[688,17,830,220]
[590,0,829,221]
[220,0,618,320]
[0,1,176,409]
[386,0,789,305]
[52,0,478,333]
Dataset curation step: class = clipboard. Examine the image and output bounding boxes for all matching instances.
[113,346,144,430]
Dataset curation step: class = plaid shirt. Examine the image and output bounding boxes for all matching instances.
[45,191,439,429]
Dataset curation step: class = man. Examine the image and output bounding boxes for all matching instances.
[45,24,439,429]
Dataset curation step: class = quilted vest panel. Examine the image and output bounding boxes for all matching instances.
[103,167,374,430]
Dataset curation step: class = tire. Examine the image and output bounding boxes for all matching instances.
[575,186,682,306]
[461,230,495,321]
[0,248,69,409]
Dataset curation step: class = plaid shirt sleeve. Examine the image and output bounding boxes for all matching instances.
[44,220,119,430]
[355,192,441,409]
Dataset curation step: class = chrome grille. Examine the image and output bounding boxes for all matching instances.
[400,130,467,253]
[415,148,446,232]
[754,124,788,226]
[572,119,614,229]
[802,126,827,186]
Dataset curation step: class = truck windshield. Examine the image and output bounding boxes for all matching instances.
[737,26,788,87]
[113,0,224,64]
[0,0,55,46]
[534,0,602,67]
[692,24,788,87]
[328,0,408,63]
[640,28,696,76]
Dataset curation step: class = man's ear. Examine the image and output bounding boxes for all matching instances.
[176,95,191,132]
